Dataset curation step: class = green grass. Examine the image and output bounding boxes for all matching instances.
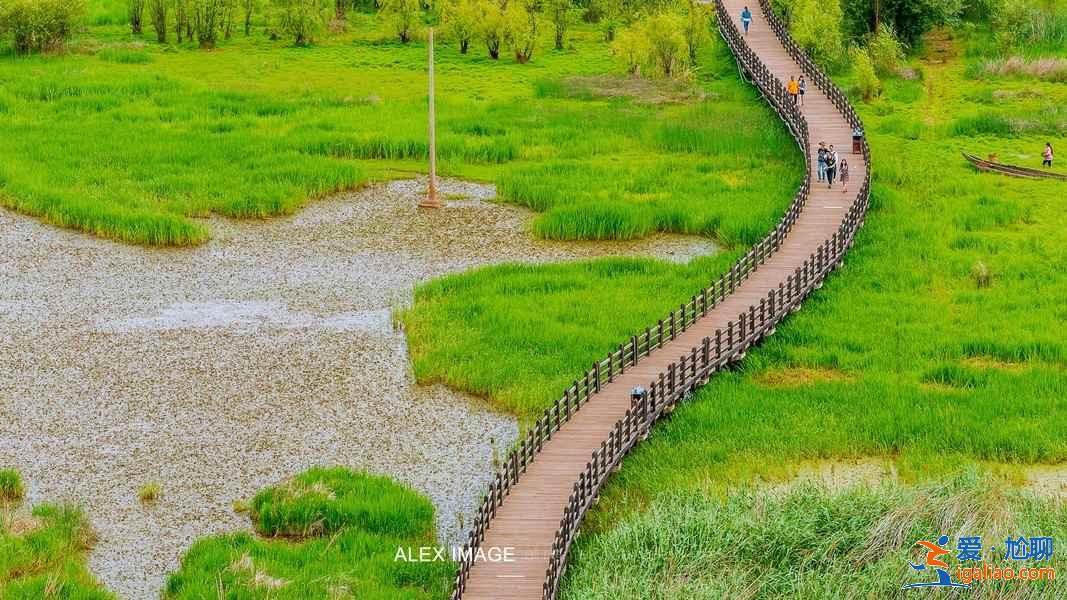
[403,253,746,417]
[402,18,1067,594]
[0,470,23,503]
[561,470,1065,598]
[0,473,114,599]
[165,467,452,599]
[556,26,1067,595]
[0,10,797,246]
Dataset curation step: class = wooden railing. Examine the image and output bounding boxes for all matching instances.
[450,2,872,598]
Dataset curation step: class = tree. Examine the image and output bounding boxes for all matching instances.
[380,0,421,43]
[591,0,621,41]
[504,0,537,63]
[150,0,168,41]
[0,0,85,54]
[130,0,147,34]
[682,0,710,65]
[242,0,258,34]
[545,0,572,50]
[442,0,478,53]
[643,13,685,77]
[274,0,327,45]
[478,0,505,59]
[175,0,189,42]
[789,0,844,67]
[611,27,647,75]
[221,0,236,38]
[192,0,223,48]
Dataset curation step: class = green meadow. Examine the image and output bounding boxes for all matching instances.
[557,17,1067,600]
[0,10,796,245]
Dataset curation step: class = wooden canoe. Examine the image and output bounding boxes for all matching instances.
[963,152,1067,181]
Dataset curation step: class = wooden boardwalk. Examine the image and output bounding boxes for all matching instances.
[454,2,870,598]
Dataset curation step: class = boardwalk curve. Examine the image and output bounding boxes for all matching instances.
[451,2,871,598]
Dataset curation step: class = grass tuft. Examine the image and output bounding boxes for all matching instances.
[0,470,23,503]
[138,482,161,504]
[166,467,451,599]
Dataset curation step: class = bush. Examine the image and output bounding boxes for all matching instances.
[850,46,881,100]
[789,0,844,68]
[273,0,327,45]
[0,0,85,55]
[867,22,905,76]
[993,0,1067,53]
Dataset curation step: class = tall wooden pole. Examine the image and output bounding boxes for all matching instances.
[420,28,442,209]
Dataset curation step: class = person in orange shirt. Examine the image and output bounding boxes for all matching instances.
[787,76,799,106]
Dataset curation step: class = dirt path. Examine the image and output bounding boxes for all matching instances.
[0,178,716,599]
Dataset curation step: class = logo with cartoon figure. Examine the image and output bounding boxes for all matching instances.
[903,535,971,590]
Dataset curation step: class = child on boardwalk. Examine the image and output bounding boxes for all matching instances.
[741,6,752,34]
[1044,143,1054,167]
[787,76,799,106]
[840,158,849,193]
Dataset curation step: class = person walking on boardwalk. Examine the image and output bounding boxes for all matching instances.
[839,158,849,193]
[1043,142,1054,167]
[741,6,752,35]
[817,142,828,182]
[798,76,806,107]
[787,76,799,106]
[825,145,838,188]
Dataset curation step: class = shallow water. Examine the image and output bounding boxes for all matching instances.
[0,178,717,599]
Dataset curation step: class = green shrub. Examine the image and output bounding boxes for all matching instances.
[850,46,880,100]
[0,0,85,55]
[789,0,844,68]
[867,22,905,76]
